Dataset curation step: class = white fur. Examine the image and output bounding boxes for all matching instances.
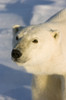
[12,8,66,100]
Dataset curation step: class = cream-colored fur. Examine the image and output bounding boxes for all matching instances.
[12,8,66,100]
[32,75,63,100]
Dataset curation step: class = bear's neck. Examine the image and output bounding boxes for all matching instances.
[32,74,63,100]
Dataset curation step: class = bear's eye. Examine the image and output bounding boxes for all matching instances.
[15,28,19,33]
[16,36,19,40]
[32,39,38,43]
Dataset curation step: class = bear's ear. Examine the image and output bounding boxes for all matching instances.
[50,29,59,39]
[12,25,25,34]
[50,29,61,43]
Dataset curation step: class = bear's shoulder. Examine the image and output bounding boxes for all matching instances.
[46,8,66,23]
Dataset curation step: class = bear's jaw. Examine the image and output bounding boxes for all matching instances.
[15,55,66,75]
[12,56,30,65]
[12,53,66,75]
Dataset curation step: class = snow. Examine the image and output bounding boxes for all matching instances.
[0,0,65,100]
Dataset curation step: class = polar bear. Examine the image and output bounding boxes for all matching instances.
[11,8,66,100]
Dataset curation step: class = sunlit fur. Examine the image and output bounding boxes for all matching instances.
[12,20,66,75]
[12,9,66,100]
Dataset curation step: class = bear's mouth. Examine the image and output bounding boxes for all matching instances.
[12,57,20,62]
[12,57,30,64]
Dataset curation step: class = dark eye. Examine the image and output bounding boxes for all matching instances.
[32,39,38,43]
[15,28,19,33]
[16,36,19,40]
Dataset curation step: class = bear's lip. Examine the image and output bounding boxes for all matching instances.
[11,57,20,62]
[12,57,30,64]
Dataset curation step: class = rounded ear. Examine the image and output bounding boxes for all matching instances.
[50,29,61,43]
[12,25,25,34]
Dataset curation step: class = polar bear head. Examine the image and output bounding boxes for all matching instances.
[11,24,62,75]
[11,9,66,75]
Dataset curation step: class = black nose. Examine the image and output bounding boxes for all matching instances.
[11,49,22,59]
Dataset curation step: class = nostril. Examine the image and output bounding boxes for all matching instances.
[11,49,22,59]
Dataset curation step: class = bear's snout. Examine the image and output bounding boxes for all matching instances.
[11,49,22,59]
